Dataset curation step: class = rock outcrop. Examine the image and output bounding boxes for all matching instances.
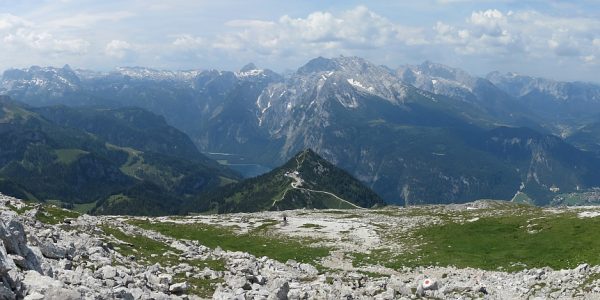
[2,193,600,299]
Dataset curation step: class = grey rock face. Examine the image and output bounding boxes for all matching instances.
[387,275,411,297]
[0,283,16,300]
[169,282,188,293]
[0,215,41,273]
[0,240,16,274]
[21,271,62,296]
[39,287,81,300]
[98,265,117,279]
[268,278,289,300]
[0,215,29,257]
[576,263,589,274]
[38,240,69,260]
[5,193,600,299]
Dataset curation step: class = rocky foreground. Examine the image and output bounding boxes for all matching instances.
[2,193,600,299]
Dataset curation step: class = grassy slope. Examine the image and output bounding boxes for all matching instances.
[358,204,600,272]
[411,212,599,271]
[0,99,240,215]
[54,149,89,164]
[35,205,80,225]
[130,219,331,266]
[22,201,600,277]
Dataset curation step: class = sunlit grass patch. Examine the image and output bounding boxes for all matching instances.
[129,219,331,266]
[35,205,80,225]
[357,208,600,272]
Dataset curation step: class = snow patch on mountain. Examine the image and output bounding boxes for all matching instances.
[114,67,200,81]
[347,78,375,93]
[236,69,265,78]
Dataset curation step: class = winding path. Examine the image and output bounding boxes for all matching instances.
[271,150,363,209]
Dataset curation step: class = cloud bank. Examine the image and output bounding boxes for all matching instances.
[0,2,598,81]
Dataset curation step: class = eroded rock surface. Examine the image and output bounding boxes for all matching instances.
[2,193,600,299]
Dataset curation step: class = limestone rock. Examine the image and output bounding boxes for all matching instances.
[229,275,251,290]
[23,292,44,300]
[0,215,29,257]
[422,278,439,291]
[0,216,42,273]
[21,270,62,296]
[576,263,589,274]
[0,283,16,300]
[267,278,290,300]
[99,265,117,279]
[38,241,66,260]
[4,193,600,300]
[169,282,188,293]
[113,286,135,300]
[387,275,411,296]
[298,263,318,276]
[43,287,81,300]
[0,240,16,274]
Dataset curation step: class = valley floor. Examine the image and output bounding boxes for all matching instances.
[2,193,600,299]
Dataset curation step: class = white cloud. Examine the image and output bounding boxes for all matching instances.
[583,55,596,64]
[0,3,599,82]
[434,9,525,55]
[0,13,31,30]
[172,34,204,50]
[468,9,506,37]
[213,6,424,57]
[105,39,134,59]
[208,6,598,67]
[548,36,581,57]
[433,8,599,63]
[200,5,600,80]
[1,13,89,55]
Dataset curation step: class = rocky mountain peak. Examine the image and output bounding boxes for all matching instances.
[485,71,578,100]
[420,61,473,82]
[1,69,29,81]
[240,63,258,72]
[296,56,338,74]
[0,65,82,96]
[398,61,475,85]
[397,61,522,109]
[298,56,408,102]
[189,147,384,213]
[331,56,374,71]
[297,56,388,77]
[235,65,283,84]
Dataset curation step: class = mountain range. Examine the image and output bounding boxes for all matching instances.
[0,96,239,215]
[3,56,600,207]
[0,96,377,214]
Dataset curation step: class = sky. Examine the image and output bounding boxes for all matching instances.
[0,0,599,82]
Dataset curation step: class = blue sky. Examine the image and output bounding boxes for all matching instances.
[0,0,599,81]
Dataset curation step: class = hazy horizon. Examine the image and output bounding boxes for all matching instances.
[1,0,599,82]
